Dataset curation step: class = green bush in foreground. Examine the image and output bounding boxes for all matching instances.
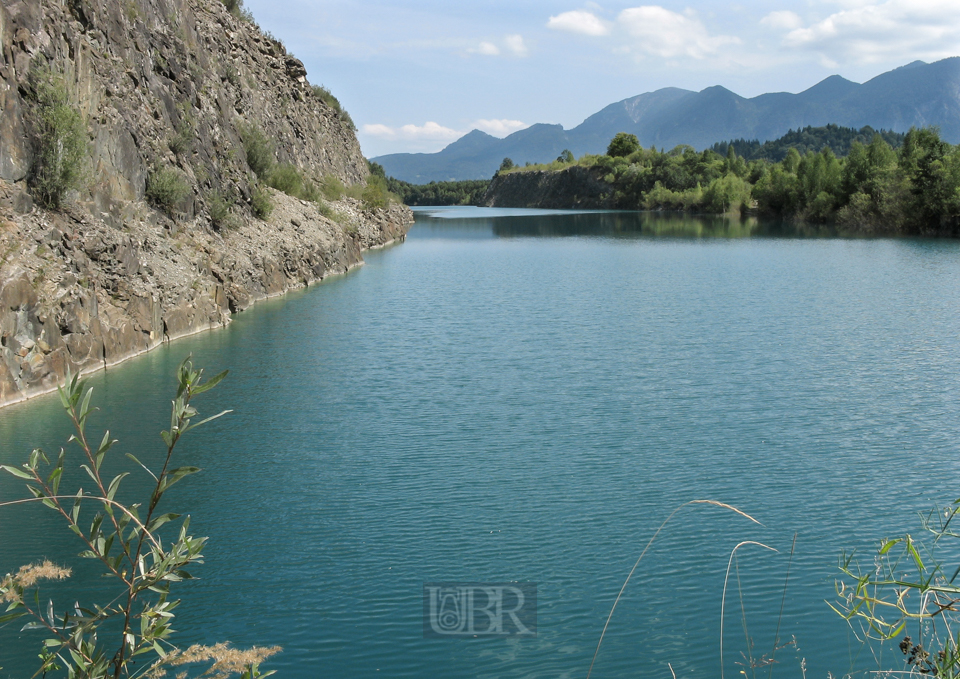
[25,64,87,208]
[0,358,280,678]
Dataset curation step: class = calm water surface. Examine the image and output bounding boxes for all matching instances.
[2,208,960,678]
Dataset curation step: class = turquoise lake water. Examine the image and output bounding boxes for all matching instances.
[2,207,960,678]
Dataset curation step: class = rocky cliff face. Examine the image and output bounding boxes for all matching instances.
[482,166,615,209]
[0,0,412,407]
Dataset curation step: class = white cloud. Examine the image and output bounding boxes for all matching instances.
[468,35,527,57]
[616,6,740,59]
[473,119,529,136]
[361,122,461,142]
[504,34,528,57]
[780,0,960,64]
[362,124,395,138]
[760,10,803,31]
[471,41,500,56]
[547,11,611,36]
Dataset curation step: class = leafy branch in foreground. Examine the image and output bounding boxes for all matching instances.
[831,499,960,678]
[0,357,280,678]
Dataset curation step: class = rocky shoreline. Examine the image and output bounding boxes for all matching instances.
[0,178,412,408]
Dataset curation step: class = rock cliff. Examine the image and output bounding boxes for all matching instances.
[0,0,412,407]
[482,166,615,209]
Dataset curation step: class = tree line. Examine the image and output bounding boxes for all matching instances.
[502,127,960,234]
[377,125,960,234]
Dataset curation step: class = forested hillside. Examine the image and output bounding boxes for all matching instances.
[710,125,906,162]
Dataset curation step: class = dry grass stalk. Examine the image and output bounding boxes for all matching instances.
[1,560,71,602]
[146,642,282,679]
[586,499,764,679]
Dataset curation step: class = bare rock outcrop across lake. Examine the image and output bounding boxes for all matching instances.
[0,0,413,407]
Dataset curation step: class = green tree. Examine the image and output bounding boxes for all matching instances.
[607,132,640,158]
[498,157,515,173]
[782,147,801,174]
[557,149,574,163]
[899,127,958,229]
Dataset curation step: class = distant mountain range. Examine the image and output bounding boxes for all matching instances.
[373,58,960,183]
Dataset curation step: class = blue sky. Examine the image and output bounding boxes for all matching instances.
[242,0,960,157]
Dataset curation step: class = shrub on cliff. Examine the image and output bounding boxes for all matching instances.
[310,85,356,132]
[220,0,255,22]
[25,64,87,209]
[146,166,191,217]
[206,190,237,230]
[267,164,302,196]
[251,183,273,220]
[320,175,346,201]
[239,124,275,180]
[361,175,392,209]
[265,164,320,202]
[0,358,280,678]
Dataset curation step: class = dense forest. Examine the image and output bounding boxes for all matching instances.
[497,127,960,234]
[710,124,906,162]
[368,162,489,206]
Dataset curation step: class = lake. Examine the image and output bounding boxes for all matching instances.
[2,207,960,679]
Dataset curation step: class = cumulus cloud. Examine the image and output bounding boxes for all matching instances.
[760,10,803,31]
[504,34,528,57]
[361,122,461,142]
[617,6,740,59]
[547,10,611,36]
[778,0,960,64]
[473,119,529,136]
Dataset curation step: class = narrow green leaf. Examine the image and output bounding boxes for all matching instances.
[106,473,129,502]
[0,610,26,624]
[79,387,94,423]
[158,467,200,494]
[191,369,229,395]
[182,410,233,434]
[878,539,901,555]
[0,465,33,480]
[147,513,182,532]
[57,383,71,409]
[80,464,98,484]
[126,454,159,482]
